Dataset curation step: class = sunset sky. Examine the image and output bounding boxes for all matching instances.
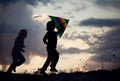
[0,0,120,73]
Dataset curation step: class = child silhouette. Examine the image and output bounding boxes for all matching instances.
[39,21,63,74]
[6,29,27,73]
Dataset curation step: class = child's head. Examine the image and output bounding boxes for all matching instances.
[18,29,27,38]
[46,21,55,31]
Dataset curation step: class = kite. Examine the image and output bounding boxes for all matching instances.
[49,15,69,38]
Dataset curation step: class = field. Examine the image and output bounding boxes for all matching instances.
[0,68,120,81]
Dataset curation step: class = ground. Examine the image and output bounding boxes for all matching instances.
[0,68,120,81]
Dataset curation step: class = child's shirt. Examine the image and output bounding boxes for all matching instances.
[43,31,58,48]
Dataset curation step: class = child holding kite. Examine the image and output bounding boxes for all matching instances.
[39,21,63,74]
[6,29,27,73]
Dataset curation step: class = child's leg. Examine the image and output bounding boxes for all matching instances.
[41,56,52,71]
[50,50,59,71]
[6,65,13,73]
[16,54,25,66]
[6,62,16,73]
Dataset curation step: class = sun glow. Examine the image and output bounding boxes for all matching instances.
[0,52,105,74]
[33,14,48,22]
[59,38,90,50]
[11,55,46,73]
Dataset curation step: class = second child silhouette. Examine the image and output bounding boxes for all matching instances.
[6,29,27,73]
[39,21,63,74]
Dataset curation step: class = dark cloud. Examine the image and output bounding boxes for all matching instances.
[95,0,120,9]
[58,45,80,54]
[39,0,53,5]
[65,47,80,54]
[39,0,67,6]
[0,1,46,65]
[63,31,102,47]
[0,0,17,4]
[63,25,120,69]
[0,0,39,6]
[80,18,120,27]
[88,28,120,68]
[0,0,57,6]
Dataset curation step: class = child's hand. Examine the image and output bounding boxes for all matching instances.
[22,45,25,48]
[23,50,25,53]
[44,42,48,44]
[21,49,25,53]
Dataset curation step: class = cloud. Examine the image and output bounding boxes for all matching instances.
[77,14,120,65]
[39,0,69,6]
[39,0,54,5]
[58,46,81,54]
[0,0,39,6]
[94,0,120,9]
[80,18,120,27]
[0,1,47,65]
[0,0,58,6]
[88,27,120,68]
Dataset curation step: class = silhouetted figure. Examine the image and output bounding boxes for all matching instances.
[6,29,27,73]
[39,21,63,74]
